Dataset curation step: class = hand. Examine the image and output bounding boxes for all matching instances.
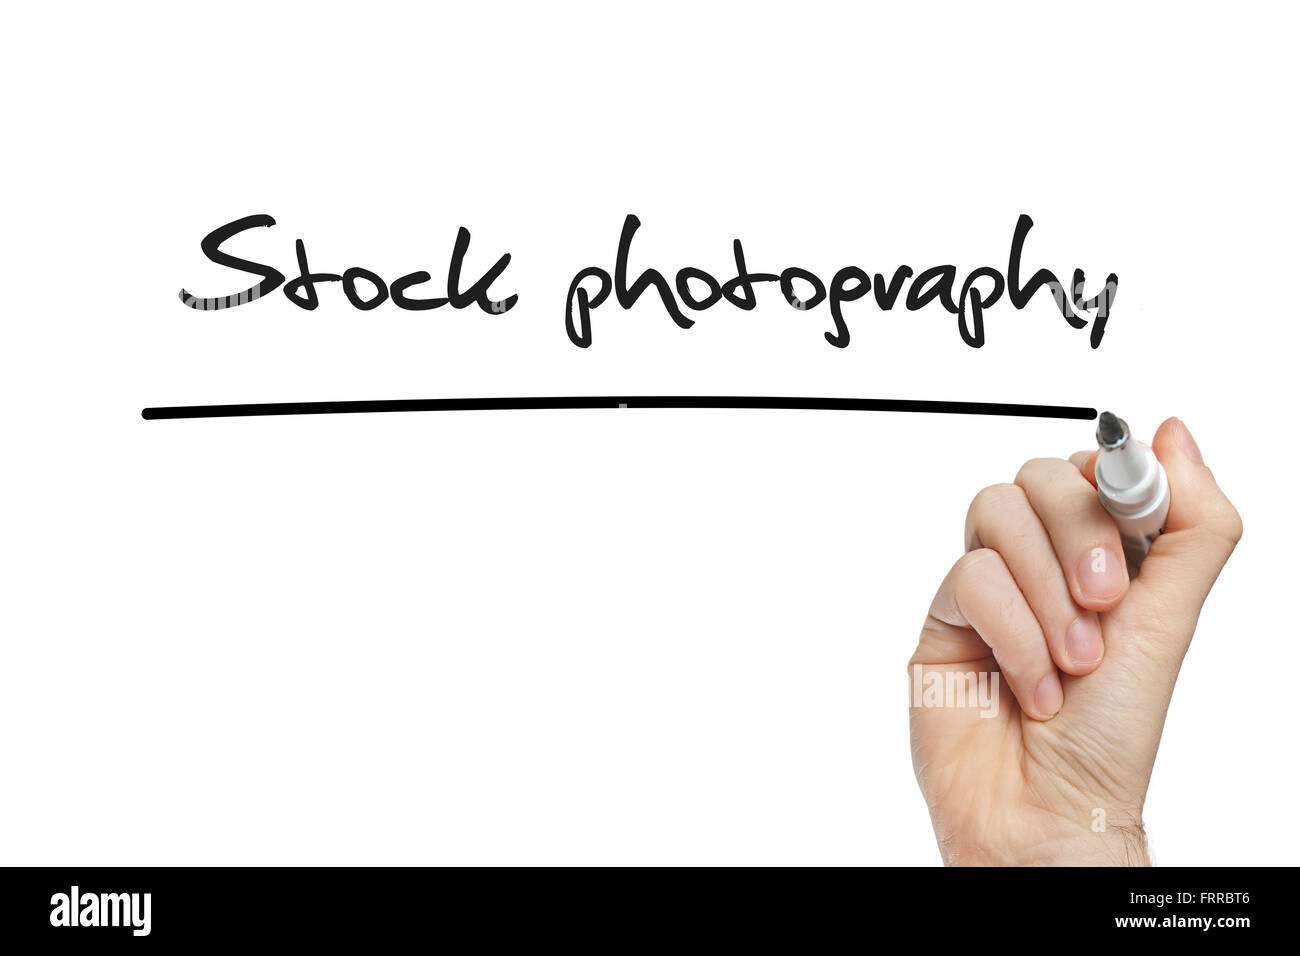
[909,418,1242,865]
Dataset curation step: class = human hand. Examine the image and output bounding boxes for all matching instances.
[909,418,1242,865]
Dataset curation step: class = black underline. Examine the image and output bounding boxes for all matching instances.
[141,397,1096,421]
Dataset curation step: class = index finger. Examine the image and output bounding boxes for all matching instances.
[1069,449,1099,487]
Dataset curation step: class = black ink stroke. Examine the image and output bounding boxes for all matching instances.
[142,397,1096,421]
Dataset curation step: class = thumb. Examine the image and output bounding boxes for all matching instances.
[1055,419,1242,801]
[1127,417,1243,623]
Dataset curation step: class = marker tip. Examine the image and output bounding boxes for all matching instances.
[1097,411,1128,448]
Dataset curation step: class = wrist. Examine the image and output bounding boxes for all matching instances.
[1022,809,1152,867]
[940,807,1152,867]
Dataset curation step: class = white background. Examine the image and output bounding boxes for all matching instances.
[3,1,1296,864]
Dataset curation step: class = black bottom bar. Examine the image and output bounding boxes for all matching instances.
[1,865,1279,943]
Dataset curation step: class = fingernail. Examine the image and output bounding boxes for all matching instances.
[1035,672,1063,718]
[1076,546,1125,602]
[1066,614,1104,666]
[1177,418,1204,464]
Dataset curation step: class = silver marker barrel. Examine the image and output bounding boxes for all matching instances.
[1094,412,1170,572]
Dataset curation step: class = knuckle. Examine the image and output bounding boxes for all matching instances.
[955,547,1003,586]
[967,482,1025,524]
[1205,504,1244,554]
[1068,497,1121,538]
[1220,501,1244,546]
[1178,526,1240,569]
[1015,456,1068,488]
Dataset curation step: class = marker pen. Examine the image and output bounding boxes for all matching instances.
[1094,411,1170,572]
